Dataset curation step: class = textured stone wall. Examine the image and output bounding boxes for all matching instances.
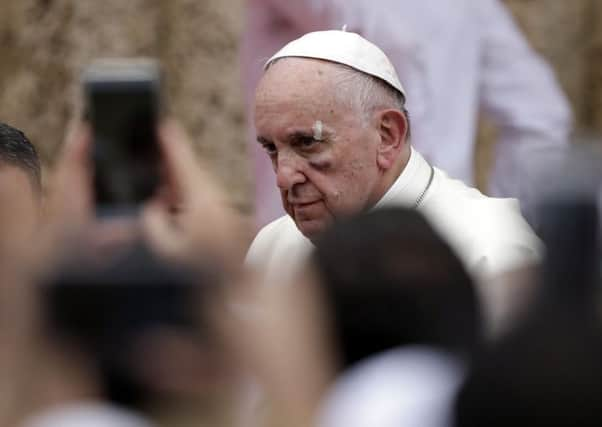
[0,0,249,211]
[504,0,602,133]
[0,0,600,210]
[587,0,602,131]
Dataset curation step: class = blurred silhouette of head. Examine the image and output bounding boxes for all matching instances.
[41,241,223,411]
[455,322,602,427]
[455,175,602,427]
[0,122,41,191]
[312,207,482,369]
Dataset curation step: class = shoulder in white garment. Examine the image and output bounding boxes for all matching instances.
[246,148,542,284]
[245,214,313,285]
[418,166,542,279]
[375,147,542,280]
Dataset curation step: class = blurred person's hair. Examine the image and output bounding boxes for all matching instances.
[311,208,482,369]
[455,317,602,427]
[41,241,221,410]
[0,122,41,191]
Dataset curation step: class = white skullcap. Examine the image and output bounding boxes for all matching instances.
[266,30,406,98]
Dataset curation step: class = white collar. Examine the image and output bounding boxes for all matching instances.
[375,147,434,209]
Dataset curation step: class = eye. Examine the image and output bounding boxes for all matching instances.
[263,143,277,156]
[295,135,320,150]
[302,137,317,147]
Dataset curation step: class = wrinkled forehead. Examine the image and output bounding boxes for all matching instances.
[256,57,343,101]
[254,59,365,130]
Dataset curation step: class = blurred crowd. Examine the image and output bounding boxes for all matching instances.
[0,1,601,427]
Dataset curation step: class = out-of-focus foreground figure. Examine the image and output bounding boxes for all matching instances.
[229,208,482,426]
[313,208,481,427]
[243,0,572,227]
[23,242,234,427]
[0,122,42,258]
[0,123,43,426]
[0,119,251,427]
[455,146,602,426]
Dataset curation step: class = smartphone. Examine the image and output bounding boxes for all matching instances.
[82,58,161,215]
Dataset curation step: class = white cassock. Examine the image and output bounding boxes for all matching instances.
[246,147,542,327]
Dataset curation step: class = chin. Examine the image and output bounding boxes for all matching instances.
[295,218,329,241]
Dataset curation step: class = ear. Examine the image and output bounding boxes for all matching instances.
[374,109,408,170]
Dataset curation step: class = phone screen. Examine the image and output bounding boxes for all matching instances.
[84,61,161,213]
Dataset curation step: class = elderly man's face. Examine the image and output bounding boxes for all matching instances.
[254,58,384,238]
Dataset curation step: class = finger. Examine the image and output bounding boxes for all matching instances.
[158,120,224,204]
[88,217,141,249]
[140,200,185,260]
[47,122,93,228]
[60,122,92,171]
[158,120,201,197]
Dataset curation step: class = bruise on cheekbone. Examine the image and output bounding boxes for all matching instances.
[309,151,332,171]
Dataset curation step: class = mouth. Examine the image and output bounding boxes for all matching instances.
[291,200,321,209]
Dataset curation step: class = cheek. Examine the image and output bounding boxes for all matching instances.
[306,153,340,199]
[280,191,293,215]
[308,152,333,172]
[304,139,377,207]
[350,157,377,188]
[325,158,377,212]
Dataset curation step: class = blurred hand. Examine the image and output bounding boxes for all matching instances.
[46,122,94,232]
[38,122,138,268]
[216,267,337,426]
[38,118,251,270]
[141,120,249,267]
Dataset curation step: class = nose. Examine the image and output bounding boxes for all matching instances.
[275,152,306,190]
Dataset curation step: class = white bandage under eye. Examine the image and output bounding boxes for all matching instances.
[312,120,324,141]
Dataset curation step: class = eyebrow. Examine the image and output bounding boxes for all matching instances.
[288,130,316,141]
[257,129,330,145]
